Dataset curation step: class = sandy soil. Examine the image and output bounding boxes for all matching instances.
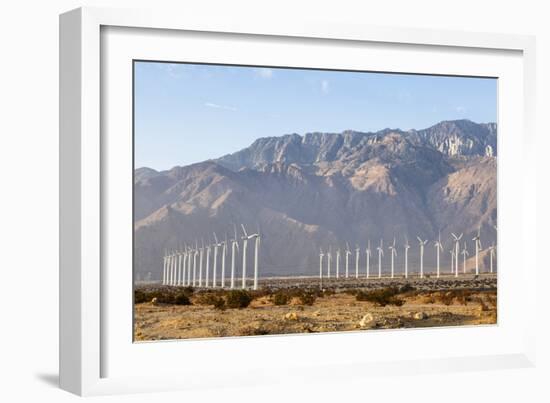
[134,284,497,341]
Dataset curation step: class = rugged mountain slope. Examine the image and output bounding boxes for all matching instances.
[134,119,497,279]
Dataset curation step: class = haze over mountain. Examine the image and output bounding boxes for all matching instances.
[134,119,497,280]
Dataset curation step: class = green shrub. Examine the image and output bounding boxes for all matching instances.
[272,292,290,306]
[226,290,253,309]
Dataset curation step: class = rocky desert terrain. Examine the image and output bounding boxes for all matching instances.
[134,274,497,341]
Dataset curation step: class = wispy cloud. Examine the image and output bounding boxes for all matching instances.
[255,68,274,79]
[321,80,330,94]
[157,63,182,78]
[204,102,237,112]
[455,106,467,113]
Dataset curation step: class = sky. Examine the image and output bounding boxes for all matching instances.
[134,62,497,171]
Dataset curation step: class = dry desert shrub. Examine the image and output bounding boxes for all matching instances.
[297,291,317,306]
[355,287,404,307]
[225,290,253,309]
[271,291,290,306]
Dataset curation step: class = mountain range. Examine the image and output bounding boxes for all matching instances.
[134,119,497,279]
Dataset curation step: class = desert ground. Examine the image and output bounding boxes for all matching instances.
[134,274,497,341]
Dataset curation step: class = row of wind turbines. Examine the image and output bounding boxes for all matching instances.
[318,227,496,281]
[162,224,261,290]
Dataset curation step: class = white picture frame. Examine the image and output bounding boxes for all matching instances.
[60,6,537,396]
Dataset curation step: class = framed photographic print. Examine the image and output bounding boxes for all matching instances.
[60,7,537,396]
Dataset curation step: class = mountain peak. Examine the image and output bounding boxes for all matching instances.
[216,120,496,171]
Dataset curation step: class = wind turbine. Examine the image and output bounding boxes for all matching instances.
[434,232,443,278]
[212,233,220,288]
[326,246,332,279]
[162,249,167,285]
[319,248,324,289]
[345,242,351,278]
[169,249,175,286]
[451,232,463,277]
[167,249,172,286]
[335,248,340,279]
[472,226,482,275]
[365,240,372,278]
[187,245,192,286]
[377,239,384,278]
[252,225,261,291]
[489,243,496,273]
[404,237,410,278]
[182,244,188,286]
[220,234,228,288]
[204,239,212,288]
[388,238,397,278]
[461,242,469,274]
[199,240,204,287]
[417,237,428,278]
[240,224,258,289]
[355,244,360,278]
[179,245,185,286]
[193,241,198,286]
[230,226,239,289]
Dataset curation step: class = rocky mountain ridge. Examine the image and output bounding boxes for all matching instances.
[134,119,497,279]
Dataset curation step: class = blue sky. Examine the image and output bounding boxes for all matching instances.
[134,62,497,170]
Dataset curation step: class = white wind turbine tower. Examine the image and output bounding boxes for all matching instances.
[345,243,351,278]
[182,244,189,286]
[166,249,172,286]
[165,250,170,285]
[169,249,175,286]
[319,248,325,286]
[489,243,496,273]
[335,248,340,279]
[417,237,428,278]
[193,241,198,286]
[461,242,469,274]
[326,246,332,279]
[377,239,384,278]
[162,249,167,285]
[230,226,239,289]
[404,237,410,278]
[198,240,204,287]
[187,245,192,286]
[212,233,221,288]
[220,234,228,288]
[240,224,259,289]
[388,238,397,278]
[472,226,482,275]
[205,240,211,288]
[434,232,443,278]
[451,232,463,277]
[365,240,372,278]
[449,249,455,274]
[253,229,261,290]
[178,245,185,286]
[355,244,360,278]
